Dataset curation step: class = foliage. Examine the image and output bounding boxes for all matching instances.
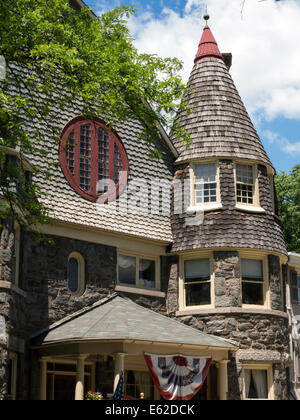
[86,391,103,400]
[0,0,189,229]
[275,164,300,253]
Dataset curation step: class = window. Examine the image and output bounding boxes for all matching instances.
[67,252,85,296]
[236,164,256,205]
[118,254,157,290]
[59,117,129,202]
[7,353,17,400]
[290,270,300,305]
[183,258,211,307]
[243,367,272,400]
[241,259,264,306]
[125,371,155,400]
[193,163,217,205]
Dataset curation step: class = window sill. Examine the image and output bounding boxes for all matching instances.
[186,204,223,214]
[176,307,288,319]
[115,285,165,298]
[235,204,266,214]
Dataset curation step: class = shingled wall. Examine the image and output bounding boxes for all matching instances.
[171,160,287,255]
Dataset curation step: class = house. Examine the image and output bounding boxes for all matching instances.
[0,2,291,400]
[287,252,300,399]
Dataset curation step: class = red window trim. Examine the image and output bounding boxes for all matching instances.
[59,117,129,203]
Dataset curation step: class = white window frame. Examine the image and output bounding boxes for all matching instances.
[179,253,215,311]
[67,251,86,297]
[234,162,265,213]
[188,161,222,213]
[117,252,160,292]
[240,253,269,309]
[242,364,274,400]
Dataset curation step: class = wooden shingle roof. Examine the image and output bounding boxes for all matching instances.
[172,26,272,168]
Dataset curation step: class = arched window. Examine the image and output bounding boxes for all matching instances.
[59,117,129,202]
[67,252,85,296]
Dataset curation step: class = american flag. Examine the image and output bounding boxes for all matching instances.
[113,371,124,400]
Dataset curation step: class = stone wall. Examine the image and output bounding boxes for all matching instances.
[170,250,289,400]
[214,251,241,308]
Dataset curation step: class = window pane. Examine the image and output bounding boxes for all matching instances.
[139,259,155,289]
[66,131,75,174]
[68,258,79,293]
[118,255,136,285]
[237,183,253,204]
[186,283,211,306]
[79,124,91,191]
[98,127,109,193]
[195,163,216,183]
[114,143,123,185]
[184,259,210,282]
[245,370,268,399]
[242,259,263,281]
[236,164,253,184]
[242,282,264,305]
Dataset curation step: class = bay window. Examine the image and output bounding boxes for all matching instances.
[189,162,221,211]
[236,163,255,205]
[241,258,265,306]
[183,258,212,307]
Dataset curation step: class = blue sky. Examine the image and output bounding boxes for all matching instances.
[85,0,300,174]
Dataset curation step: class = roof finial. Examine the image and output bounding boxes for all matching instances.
[204,4,210,23]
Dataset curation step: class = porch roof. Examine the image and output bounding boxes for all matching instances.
[32,294,237,349]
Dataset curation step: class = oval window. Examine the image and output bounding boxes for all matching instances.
[67,252,85,296]
[68,258,79,293]
[59,117,129,202]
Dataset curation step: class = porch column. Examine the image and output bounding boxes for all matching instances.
[40,357,48,401]
[217,360,230,401]
[113,353,126,392]
[75,354,88,401]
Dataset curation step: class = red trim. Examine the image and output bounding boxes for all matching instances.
[144,354,212,401]
[59,117,129,203]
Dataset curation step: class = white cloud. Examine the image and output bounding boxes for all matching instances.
[263,129,300,156]
[127,0,300,122]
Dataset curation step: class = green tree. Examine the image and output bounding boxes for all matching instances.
[275,165,300,253]
[0,0,189,229]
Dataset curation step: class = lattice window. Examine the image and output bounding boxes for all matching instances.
[194,163,217,204]
[236,164,254,204]
[66,131,75,175]
[60,118,129,202]
[80,124,91,191]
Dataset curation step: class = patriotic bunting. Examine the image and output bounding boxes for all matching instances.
[144,353,211,401]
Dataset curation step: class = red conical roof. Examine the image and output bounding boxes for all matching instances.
[195,24,223,62]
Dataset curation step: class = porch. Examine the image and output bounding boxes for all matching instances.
[32,294,237,400]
